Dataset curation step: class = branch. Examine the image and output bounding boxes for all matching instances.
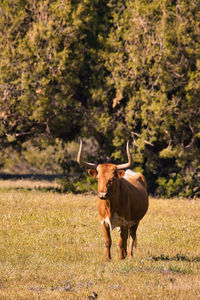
[131,131,154,147]
[184,122,195,149]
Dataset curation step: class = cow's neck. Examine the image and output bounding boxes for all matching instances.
[98,198,110,219]
[98,181,120,220]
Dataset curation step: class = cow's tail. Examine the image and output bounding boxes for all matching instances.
[139,173,147,190]
[133,236,137,248]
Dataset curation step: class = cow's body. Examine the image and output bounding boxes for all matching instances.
[99,168,148,231]
[77,140,149,260]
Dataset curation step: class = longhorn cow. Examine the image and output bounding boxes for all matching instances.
[77,140,148,260]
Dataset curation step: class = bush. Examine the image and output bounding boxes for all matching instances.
[156,171,200,198]
[59,175,97,194]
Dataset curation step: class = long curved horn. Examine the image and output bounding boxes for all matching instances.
[117,141,133,170]
[77,139,98,169]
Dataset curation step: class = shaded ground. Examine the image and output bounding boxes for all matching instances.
[0,173,62,181]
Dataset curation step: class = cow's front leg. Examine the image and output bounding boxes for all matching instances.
[102,222,112,261]
[118,226,128,260]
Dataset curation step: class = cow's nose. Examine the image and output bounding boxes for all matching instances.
[99,192,107,199]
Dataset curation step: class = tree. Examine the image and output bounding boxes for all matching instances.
[0,0,110,147]
[0,0,199,197]
[102,0,200,196]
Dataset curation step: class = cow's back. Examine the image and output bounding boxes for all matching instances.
[124,170,147,188]
[120,169,148,222]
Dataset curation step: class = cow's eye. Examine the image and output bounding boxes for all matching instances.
[108,179,113,185]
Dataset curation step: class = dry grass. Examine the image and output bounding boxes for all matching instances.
[0,179,199,299]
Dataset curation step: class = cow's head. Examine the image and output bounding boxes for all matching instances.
[77,140,132,199]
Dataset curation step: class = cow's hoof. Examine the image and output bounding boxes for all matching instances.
[119,251,127,260]
[105,257,111,262]
[118,256,126,260]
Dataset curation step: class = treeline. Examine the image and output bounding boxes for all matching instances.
[0,0,199,197]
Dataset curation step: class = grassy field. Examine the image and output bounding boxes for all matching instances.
[0,179,199,300]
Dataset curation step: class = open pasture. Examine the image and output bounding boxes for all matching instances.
[0,179,199,299]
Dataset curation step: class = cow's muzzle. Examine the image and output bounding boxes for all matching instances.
[99,192,109,200]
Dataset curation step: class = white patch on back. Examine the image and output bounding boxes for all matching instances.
[101,213,136,231]
[123,169,137,180]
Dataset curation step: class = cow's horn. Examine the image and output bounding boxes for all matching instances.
[117,141,133,170]
[77,139,98,169]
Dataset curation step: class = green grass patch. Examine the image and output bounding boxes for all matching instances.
[0,180,199,299]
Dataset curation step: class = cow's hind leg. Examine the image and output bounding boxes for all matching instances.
[118,226,128,260]
[102,223,112,261]
[128,223,139,258]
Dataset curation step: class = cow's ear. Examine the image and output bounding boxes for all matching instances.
[117,170,125,178]
[88,169,98,178]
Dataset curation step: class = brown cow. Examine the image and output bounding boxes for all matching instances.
[77,140,148,261]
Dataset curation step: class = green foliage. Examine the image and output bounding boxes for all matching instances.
[0,0,199,197]
[156,175,184,198]
[102,0,200,197]
[60,174,97,194]
[0,0,110,145]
